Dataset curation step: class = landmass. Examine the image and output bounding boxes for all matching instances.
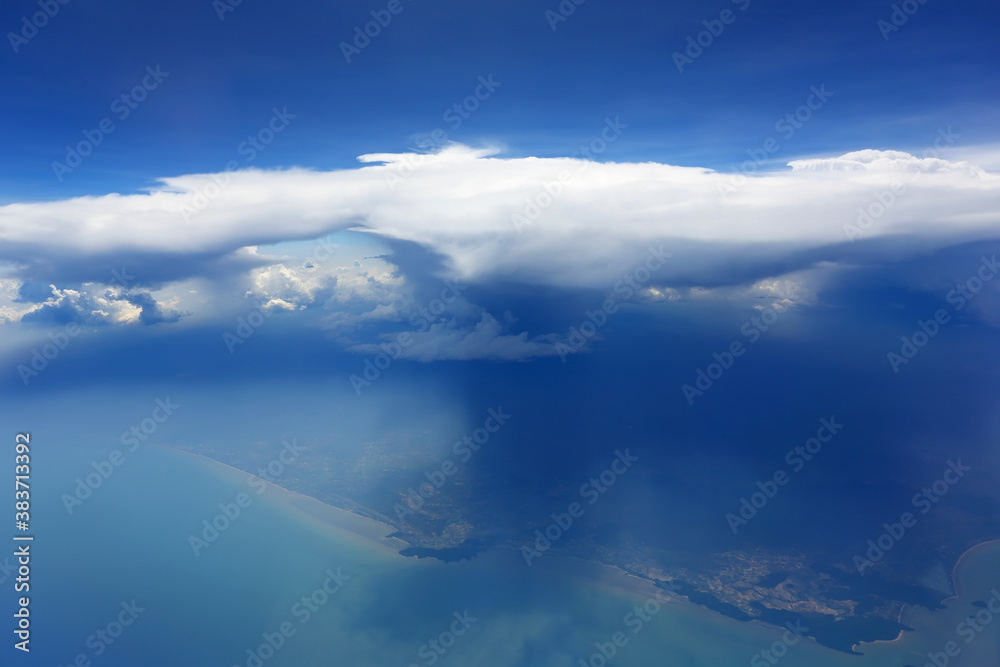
[172,436,1000,654]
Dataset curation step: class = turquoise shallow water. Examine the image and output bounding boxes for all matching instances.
[19,439,1000,667]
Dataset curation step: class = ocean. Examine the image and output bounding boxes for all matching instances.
[15,437,997,667]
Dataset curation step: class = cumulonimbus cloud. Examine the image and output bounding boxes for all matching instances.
[1,144,997,295]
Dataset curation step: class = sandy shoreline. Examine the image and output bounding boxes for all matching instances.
[854,537,1000,651]
[169,446,688,598]
[168,444,1000,656]
[165,446,411,556]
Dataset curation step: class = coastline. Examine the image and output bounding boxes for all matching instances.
[946,537,1000,601]
[165,444,1000,659]
[162,445,411,556]
[166,446,711,606]
[853,537,1000,652]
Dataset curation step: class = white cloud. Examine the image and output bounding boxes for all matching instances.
[20,284,142,325]
[248,264,333,310]
[787,149,985,175]
[1,146,996,295]
[0,279,38,323]
[2,144,998,357]
[244,252,410,330]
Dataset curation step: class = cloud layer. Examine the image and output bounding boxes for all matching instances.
[1,144,998,363]
[1,144,996,290]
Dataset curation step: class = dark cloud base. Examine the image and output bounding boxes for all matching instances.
[6,240,998,574]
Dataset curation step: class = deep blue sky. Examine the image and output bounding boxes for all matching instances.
[2,0,998,199]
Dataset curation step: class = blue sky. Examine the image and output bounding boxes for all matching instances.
[2,0,998,199]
